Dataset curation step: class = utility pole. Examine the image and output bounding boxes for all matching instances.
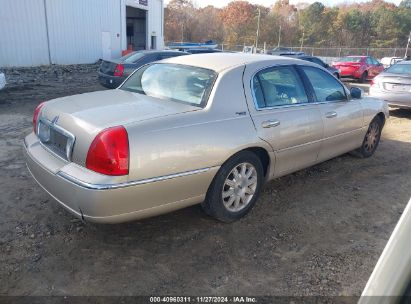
[181,23,184,43]
[277,25,282,48]
[300,30,305,51]
[255,8,261,52]
[406,31,411,59]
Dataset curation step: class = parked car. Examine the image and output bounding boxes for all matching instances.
[369,60,411,109]
[331,56,384,83]
[0,71,6,90]
[267,47,304,56]
[98,50,188,89]
[184,48,222,54]
[282,54,340,78]
[359,198,411,303]
[380,56,403,69]
[24,54,388,224]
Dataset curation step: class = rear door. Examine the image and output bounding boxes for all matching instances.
[298,66,364,161]
[243,64,324,178]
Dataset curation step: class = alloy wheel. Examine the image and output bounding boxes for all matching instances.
[222,162,258,212]
[364,121,380,153]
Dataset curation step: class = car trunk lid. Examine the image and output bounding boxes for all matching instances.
[39,89,199,165]
[99,60,120,75]
[380,74,411,93]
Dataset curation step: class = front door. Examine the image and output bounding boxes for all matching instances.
[298,66,364,161]
[243,64,324,178]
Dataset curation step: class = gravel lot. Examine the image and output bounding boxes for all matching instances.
[0,66,410,297]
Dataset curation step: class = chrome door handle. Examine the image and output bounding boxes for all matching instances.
[262,120,280,128]
[325,111,338,118]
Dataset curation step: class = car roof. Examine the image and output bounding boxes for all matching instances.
[161,53,306,72]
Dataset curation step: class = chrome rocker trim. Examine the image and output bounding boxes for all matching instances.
[57,167,213,191]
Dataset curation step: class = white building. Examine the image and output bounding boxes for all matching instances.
[0,0,164,67]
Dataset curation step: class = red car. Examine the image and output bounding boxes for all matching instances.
[332,56,384,83]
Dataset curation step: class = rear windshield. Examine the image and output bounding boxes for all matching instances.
[338,57,363,63]
[120,63,217,107]
[385,63,411,75]
[121,52,145,63]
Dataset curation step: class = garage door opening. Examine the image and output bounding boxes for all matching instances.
[126,6,147,50]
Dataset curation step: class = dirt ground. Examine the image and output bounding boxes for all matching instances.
[0,68,410,297]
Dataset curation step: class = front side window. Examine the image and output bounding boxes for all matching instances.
[371,57,380,65]
[252,66,308,108]
[121,63,217,107]
[301,66,347,102]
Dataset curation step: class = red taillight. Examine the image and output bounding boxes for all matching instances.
[86,126,129,176]
[33,101,46,134]
[113,64,124,77]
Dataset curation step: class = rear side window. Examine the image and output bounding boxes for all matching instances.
[252,66,308,108]
[301,66,347,102]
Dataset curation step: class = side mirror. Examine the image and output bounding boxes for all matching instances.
[350,87,363,99]
[325,63,330,68]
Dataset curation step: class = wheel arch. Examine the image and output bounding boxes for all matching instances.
[220,146,272,180]
[376,112,386,127]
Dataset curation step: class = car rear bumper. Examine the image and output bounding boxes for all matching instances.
[98,72,125,89]
[24,133,218,224]
[369,88,411,109]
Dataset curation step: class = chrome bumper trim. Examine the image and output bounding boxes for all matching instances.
[57,167,213,190]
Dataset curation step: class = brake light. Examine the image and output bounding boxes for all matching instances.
[33,101,46,134]
[86,126,129,176]
[114,64,124,77]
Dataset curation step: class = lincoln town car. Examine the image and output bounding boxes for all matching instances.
[24,54,389,223]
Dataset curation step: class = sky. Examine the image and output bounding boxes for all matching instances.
[164,0,403,8]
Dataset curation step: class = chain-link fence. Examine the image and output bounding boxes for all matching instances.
[218,44,409,60]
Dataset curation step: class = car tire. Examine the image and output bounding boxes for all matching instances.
[201,151,264,222]
[359,71,368,83]
[354,116,383,158]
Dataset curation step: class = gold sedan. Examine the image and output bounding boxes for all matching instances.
[24,53,389,223]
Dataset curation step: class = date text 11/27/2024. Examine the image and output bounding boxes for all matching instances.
[149,297,258,303]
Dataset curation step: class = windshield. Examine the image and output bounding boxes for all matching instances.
[385,63,411,75]
[120,63,217,107]
[338,57,363,63]
[121,52,145,63]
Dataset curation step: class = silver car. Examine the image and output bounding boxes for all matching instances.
[370,61,411,109]
[24,54,389,224]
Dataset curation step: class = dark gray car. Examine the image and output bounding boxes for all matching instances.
[282,54,340,79]
[98,50,188,89]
